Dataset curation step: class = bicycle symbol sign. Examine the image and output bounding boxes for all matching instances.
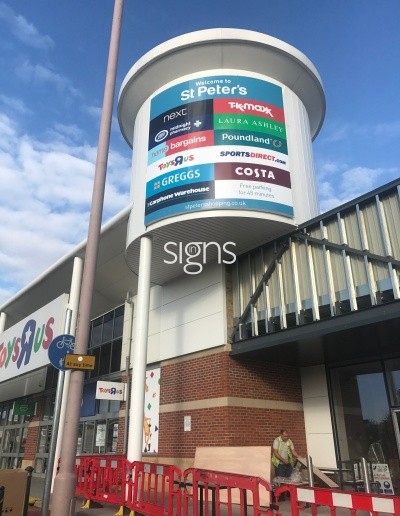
[48,334,76,371]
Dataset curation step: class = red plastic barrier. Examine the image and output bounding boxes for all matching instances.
[182,467,280,516]
[277,484,400,515]
[74,455,91,498]
[75,455,127,506]
[125,461,182,515]
[72,456,400,515]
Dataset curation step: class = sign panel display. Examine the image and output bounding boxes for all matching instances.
[144,367,160,453]
[146,74,292,225]
[96,380,126,400]
[81,382,96,417]
[64,353,95,370]
[95,423,106,447]
[372,463,394,494]
[13,400,36,416]
[48,334,75,371]
[0,295,67,383]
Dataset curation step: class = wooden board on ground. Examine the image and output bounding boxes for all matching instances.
[296,457,338,488]
[194,446,271,506]
[0,469,29,515]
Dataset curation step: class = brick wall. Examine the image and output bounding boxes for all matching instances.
[23,395,43,462]
[116,414,126,454]
[159,349,306,461]
[24,425,40,461]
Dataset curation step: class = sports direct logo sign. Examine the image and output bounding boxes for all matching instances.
[145,74,293,226]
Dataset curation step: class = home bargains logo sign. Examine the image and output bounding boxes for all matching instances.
[0,295,67,383]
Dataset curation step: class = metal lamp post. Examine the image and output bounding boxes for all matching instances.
[50,1,124,514]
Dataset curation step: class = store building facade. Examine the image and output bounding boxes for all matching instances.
[0,29,399,493]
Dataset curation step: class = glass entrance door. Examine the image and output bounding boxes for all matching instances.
[330,361,400,494]
[392,409,400,462]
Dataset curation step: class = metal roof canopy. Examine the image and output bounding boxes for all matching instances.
[230,300,400,367]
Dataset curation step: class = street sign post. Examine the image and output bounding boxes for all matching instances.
[48,334,75,371]
[64,353,95,370]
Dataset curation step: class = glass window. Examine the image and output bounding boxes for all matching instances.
[2,429,16,453]
[111,339,122,373]
[83,421,95,453]
[88,306,124,379]
[20,427,28,454]
[8,407,21,424]
[114,306,124,339]
[330,361,399,484]
[90,347,101,378]
[94,420,107,453]
[91,317,103,348]
[34,457,46,474]
[102,312,113,343]
[77,423,83,455]
[0,404,9,425]
[1,457,21,470]
[385,358,400,406]
[37,425,52,454]
[99,342,111,376]
[45,365,58,390]
[109,399,120,413]
[97,399,120,415]
[42,395,55,420]
[98,399,109,414]
[107,420,119,453]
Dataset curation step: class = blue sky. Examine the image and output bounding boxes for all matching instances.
[0,0,399,304]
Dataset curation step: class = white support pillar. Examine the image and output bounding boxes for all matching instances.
[0,312,6,333]
[127,235,152,462]
[51,257,83,489]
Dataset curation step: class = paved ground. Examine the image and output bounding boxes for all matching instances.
[26,475,373,515]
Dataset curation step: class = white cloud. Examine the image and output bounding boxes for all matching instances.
[16,60,80,97]
[84,105,102,119]
[0,2,54,49]
[45,123,85,144]
[321,119,400,145]
[0,112,131,304]
[316,161,400,213]
[83,105,121,133]
[374,121,400,139]
[0,94,32,116]
[321,123,351,143]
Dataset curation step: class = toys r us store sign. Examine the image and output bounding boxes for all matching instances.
[0,294,67,383]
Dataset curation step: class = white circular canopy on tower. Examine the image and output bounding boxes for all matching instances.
[119,29,325,145]
[118,29,325,284]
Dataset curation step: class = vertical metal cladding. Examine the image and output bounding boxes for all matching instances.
[118,29,325,282]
